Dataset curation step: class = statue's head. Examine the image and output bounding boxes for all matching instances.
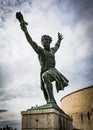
[41,35,52,48]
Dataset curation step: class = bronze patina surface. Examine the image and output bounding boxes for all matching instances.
[16,12,69,105]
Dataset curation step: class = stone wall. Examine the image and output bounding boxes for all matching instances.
[60,86,93,130]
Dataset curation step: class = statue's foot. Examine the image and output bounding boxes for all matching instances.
[47,99,56,104]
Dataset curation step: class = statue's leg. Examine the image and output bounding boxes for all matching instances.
[42,72,56,104]
[42,87,48,102]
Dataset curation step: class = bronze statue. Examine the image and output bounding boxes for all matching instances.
[16,12,69,105]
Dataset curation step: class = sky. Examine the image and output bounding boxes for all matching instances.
[0,0,93,122]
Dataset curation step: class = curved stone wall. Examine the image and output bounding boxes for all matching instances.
[60,86,93,130]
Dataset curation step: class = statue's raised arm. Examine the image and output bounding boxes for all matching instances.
[16,12,42,54]
[51,32,63,54]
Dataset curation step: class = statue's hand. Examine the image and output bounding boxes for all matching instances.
[16,12,28,25]
[20,22,27,33]
[16,12,28,32]
[58,32,63,41]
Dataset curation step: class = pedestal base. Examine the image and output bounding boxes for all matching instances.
[21,103,72,130]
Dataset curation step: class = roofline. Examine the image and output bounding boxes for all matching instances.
[60,86,93,102]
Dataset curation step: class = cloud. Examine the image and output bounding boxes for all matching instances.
[0,110,8,113]
[71,0,93,20]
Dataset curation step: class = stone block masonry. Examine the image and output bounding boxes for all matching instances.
[21,105,72,130]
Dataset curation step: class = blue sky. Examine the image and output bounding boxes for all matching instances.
[0,0,93,122]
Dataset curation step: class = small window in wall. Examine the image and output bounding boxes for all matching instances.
[88,112,90,120]
[81,113,83,121]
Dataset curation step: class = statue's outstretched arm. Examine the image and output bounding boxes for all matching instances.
[16,12,42,54]
[51,33,63,53]
[21,23,42,54]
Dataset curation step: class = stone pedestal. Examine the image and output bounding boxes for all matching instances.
[21,103,73,130]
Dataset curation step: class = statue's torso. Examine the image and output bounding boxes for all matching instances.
[38,49,55,72]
